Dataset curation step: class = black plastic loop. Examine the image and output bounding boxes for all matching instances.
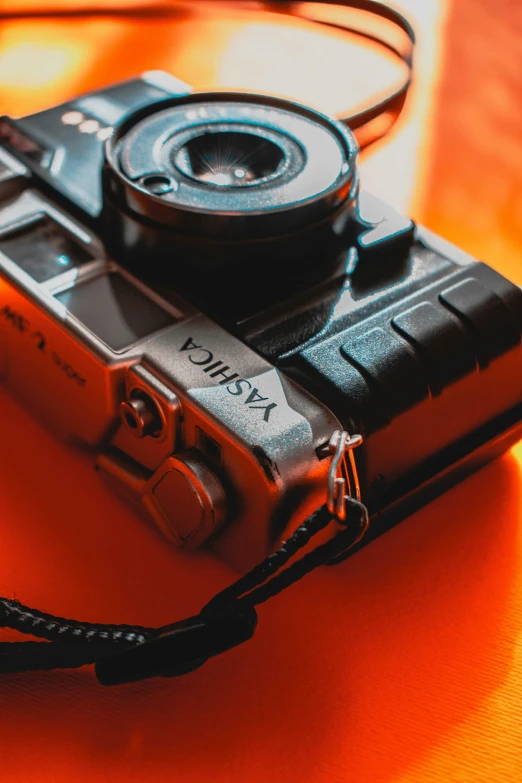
[95,609,258,686]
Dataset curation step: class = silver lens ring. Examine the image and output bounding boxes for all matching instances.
[107,93,358,238]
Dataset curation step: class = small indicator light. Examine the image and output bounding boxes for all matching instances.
[62,111,84,126]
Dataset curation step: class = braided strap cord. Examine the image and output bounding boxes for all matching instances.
[236,508,365,609]
[203,504,332,616]
[0,502,366,683]
[0,598,154,645]
[0,600,158,675]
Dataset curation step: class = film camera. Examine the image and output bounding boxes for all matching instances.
[1,70,522,576]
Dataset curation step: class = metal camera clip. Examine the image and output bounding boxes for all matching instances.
[322,429,369,538]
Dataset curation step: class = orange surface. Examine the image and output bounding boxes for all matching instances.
[1,2,522,782]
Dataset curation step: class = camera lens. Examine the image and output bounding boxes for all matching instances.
[103,93,359,273]
[172,129,286,187]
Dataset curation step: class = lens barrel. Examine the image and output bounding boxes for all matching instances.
[103,92,359,272]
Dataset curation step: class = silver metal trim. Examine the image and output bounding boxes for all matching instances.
[0,170,342,568]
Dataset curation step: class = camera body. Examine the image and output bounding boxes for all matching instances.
[1,72,521,571]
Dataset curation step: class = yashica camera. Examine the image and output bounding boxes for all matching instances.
[1,71,522,572]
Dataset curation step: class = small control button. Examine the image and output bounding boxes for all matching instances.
[147,452,227,548]
[120,392,163,438]
[355,191,414,261]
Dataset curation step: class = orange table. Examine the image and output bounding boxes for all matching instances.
[1,2,522,781]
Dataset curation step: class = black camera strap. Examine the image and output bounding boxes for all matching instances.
[0,502,367,685]
[0,431,368,684]
[269,1,415,148]
[0,0,415,150]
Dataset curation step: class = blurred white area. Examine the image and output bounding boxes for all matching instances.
[214,0,449,215]
[358,0,449,215]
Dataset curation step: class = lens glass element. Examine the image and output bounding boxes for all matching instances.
[173,130,285,187]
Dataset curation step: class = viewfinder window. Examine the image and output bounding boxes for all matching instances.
[0,215,95,283]
[55,272,175,351]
